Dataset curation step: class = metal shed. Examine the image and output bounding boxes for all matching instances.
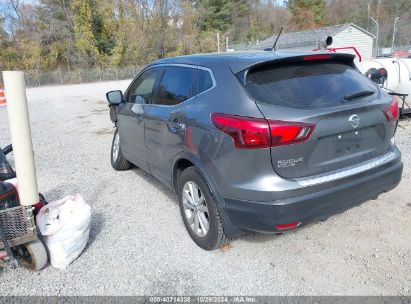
[252,23,375,61]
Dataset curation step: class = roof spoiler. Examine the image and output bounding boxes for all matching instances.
[235,53,356,85]
[248,53,355,70]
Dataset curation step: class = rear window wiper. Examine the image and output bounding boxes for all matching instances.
[342,90,375,102]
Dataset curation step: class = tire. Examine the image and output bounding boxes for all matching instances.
[18,240,48,271]
[111,129,131,171]
[178,167,230,250]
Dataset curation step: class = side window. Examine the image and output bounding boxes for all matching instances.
[127,68,161,104]
[198,69,213,94]
[152,66,195,106]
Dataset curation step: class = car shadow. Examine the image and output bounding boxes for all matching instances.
[241,230,290,243]
[128,166,314,245]
[131,167,177,203]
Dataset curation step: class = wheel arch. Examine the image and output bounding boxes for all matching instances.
[172,153,207,193]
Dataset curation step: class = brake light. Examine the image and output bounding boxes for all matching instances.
[383,97,399,122]
[211,113,315,149]
[303,54,331,61]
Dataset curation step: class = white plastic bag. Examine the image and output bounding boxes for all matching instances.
[36,194,91,269]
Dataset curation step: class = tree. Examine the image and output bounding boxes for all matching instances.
[197,0,233,32]
[36,0,77,70]
[71,0,100,66]
[0,0,410,72]
[288,0,326,30]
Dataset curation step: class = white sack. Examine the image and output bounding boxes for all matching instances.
[36,194,91,269]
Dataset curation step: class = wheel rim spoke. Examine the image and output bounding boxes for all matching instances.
[183,199,194,210]
[113,133,120,160]
[190,183,200,204]
[183,190,195,207]
[198,213,209,235]
[197,195,205,206]
[187,212,195,225]
[194,213,200,235]
[197,205,208,213]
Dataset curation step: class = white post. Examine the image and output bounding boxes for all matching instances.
[226,37,229,52]
[391,17,399,54]
[217,32,220,53]
[376,0,382,56]
[2,71,39,206]
[370,17,379,57]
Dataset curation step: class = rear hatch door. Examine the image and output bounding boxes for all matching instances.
[242,54,395,179]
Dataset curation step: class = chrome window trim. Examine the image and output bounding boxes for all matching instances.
[140,63,216,108]
[297,151,397,187]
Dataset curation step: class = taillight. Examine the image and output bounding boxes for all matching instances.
[383,97,399,122]
[211,113,270,148]
[211,113,315,149]
[269,122,314,147]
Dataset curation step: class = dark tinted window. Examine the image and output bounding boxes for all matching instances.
[128,68,161,104]
[198,69,213,94]
[153,66,195,106]
[244,62,377,110]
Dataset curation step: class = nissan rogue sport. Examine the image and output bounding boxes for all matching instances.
[106,51,403,250]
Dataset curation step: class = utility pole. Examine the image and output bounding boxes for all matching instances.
[376,0,382,56]
[376,0,382,22]
[391,17,399,54]
[217,32,220,53]
[367,2,371,30]
[370,17,379,57]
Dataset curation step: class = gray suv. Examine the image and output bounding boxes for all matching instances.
[106,51,403,250]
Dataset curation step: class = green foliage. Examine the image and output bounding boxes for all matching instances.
[197,0,233,32]
[71,0,100,65]
[0,0,410,72]
[288,0,326,29]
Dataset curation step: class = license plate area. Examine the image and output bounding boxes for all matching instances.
[335,130,364,156]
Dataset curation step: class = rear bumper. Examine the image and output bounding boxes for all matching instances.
[223,160,403,233]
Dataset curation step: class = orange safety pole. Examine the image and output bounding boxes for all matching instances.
[0,83,6,106]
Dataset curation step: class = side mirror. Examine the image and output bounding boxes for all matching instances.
[106,90,123,105]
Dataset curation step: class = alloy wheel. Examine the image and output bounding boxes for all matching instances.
[112,132,120,161]
[182,181,210,237]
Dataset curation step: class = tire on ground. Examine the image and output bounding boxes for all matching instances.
[178,166,230,250]
[111,129,131,171]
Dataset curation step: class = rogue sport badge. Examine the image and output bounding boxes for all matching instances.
[349,114,360,129]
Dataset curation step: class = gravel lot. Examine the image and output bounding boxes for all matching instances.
[0,80,410,296]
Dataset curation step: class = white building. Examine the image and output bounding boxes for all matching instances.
[253,23,375,61]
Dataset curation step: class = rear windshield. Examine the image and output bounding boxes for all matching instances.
[243,61,377,110]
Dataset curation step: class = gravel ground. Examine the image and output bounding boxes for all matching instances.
[0,81,410,296]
